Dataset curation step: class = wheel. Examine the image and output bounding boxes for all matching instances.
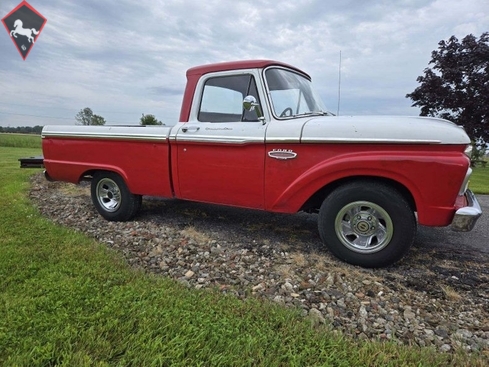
[318,181,416,268]
[91,171,142,221]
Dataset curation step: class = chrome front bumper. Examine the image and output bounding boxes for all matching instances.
[451,190,482,232]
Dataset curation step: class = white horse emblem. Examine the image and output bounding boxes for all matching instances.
[10,19,39,43]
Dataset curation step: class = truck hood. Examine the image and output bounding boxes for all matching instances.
[300,115,470,145]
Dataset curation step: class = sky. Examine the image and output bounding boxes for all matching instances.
[0,0,487,127]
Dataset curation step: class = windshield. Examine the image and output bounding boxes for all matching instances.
[265,68,330,118]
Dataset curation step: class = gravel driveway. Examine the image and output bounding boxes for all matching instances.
[29,174,489,357]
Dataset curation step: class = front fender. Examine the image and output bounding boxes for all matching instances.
[267,150,467,226]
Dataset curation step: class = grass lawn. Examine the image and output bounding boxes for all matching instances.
[0,141,487,366]
[470,167,489,194]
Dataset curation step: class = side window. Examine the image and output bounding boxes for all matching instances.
[198,74,260,122]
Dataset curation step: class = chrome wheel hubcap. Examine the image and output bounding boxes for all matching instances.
[335,201,393,254]
[96,178,121,212]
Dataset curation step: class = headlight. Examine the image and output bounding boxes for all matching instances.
[464,144,473,158]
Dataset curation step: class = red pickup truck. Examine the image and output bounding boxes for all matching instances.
[39,60,481,268]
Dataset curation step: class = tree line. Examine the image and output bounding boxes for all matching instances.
[0,125,43,134]
[75,107,163,126]
[0,110,163,135]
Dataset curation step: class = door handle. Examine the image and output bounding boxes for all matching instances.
[181,126,200,133]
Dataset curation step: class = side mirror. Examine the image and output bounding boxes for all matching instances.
[243,95,266,124]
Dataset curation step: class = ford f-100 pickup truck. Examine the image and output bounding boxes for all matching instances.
[36,60,482,267]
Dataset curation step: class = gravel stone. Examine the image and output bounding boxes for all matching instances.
[29,174,489,357]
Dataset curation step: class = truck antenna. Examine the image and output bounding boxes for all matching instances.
[337,50,341,116]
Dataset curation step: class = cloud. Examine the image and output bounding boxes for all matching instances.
[1,0,488,126]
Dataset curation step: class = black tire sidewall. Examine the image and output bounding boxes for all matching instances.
[318,182,416,268]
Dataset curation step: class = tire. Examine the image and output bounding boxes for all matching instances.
[318,181,416,268]
[91,171,142,221]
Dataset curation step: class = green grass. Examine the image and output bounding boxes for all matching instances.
[470,167,489,194]
[0,133,41,149]
[0,143,487,365]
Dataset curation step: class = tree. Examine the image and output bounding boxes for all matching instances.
[0,125,43,134]
[406,32,489,150]
[75,107,106,126]
[91,115,106,126]
[140,113,163,126]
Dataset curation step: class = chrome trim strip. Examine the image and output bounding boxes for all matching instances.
[42,133,442,145]
[42,131,169,141]
[176,135,264,144]
[266,137,301,143]
[300,137,442,144]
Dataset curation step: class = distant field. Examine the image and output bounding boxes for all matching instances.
[0,133,41,149]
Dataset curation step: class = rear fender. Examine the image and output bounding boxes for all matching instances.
[44,160,129,187]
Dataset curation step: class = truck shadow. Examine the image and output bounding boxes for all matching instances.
[140,197,323,253]
[141,197,488,262]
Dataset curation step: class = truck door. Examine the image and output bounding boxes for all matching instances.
[174,73,266,209]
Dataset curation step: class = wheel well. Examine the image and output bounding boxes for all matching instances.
[80,170,97,182]
[300,176,417,214]
[80,169,123,183]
